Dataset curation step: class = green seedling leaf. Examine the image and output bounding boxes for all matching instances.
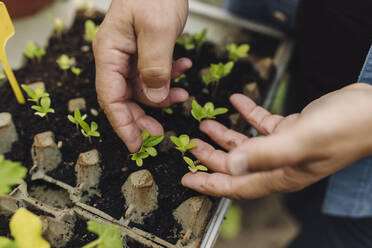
[56,54,72,71]
[163,107,173,115]
[49,15,64,39]
[131,130,164,166]
[10,208,50,248]
[193,28,207,49]
[80,120,100,143]
[0,155,27,196]
[71,66,82,76]
[171,135,197,154]
[21,84,49,104]
[68,109,87,126]
[202,62,235,86]
[173,74,186,83]
[183,156,207,173]
[85,20,99,42]
[226,43,250,62]
[176,29,208,51]
[23,41,45,62]
[83,221,122,248]
[33,97,55,118]
[191,100,228,122]
[0,237,17,248]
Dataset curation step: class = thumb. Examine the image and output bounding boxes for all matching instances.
[136,19,184,103]
[227,134,303,175]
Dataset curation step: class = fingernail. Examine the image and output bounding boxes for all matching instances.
[144,85,169,103]
[228,152,248,176]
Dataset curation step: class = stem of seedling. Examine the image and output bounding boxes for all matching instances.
[88,136,92,144]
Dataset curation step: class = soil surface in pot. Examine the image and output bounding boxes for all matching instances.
[0,10,270,246]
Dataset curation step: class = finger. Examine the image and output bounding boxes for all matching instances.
[171,57,192,79]
[227,134,303,175]
[230,94,284,135]
[182,169,289,199]
[199,120,248,151]
[189,139,230,174]
[135,87,189,108]
[135,5,187,103]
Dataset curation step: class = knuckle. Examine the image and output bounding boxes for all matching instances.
[280,168,306,192]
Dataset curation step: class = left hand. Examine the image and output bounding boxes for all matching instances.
[182,83,372,199]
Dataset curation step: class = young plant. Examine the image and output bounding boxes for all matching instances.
[67,108,87,133]
[71,66,82,76]
[173,73,186,84]
[226,43,250,62]
[56,54,72,71]
[0,155,26,196]
[21,84,49,104]
[23,41,45,62]
[170,135,197,155]
[21,84,55,119]
[80,120,100,144]
[131,130,164,166]
[183,156,208,173]
[191,100,228,122]
[49,15,64,39]
[176,28,207,51]
[31,96,55,119]
[84,20,99,42]
[82,221,122,248]
[0,208,50,248]
[202,61,234,86]
[162,107,173,115]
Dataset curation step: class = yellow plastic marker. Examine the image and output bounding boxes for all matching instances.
[0,2,25,104]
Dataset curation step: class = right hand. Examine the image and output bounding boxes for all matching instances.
[93,0,191,152]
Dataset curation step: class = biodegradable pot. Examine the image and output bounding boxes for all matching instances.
[3,0,54,19]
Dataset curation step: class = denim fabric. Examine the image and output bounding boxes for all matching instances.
[323,45,372,217]
[225,0,299,32]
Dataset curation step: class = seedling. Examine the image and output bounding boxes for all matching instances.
[71,66,82,76]
[202,62,234,86]
[191,100,228,122]
[170,135,197,154]
[226,43,250,62]
[56,54,72,71]
[0,155,26,196]
[84,20,99,42]
[21,84,49,104]
[49,15,64,39]
[31,96,55,119]
[131,130,164,166]
[80,120,100,144]
[183,156,208,173]
[0,208,50,248]
[162,107,173,115]
[67,108,87,133]
[23,41,45,62]
[21,84,55,119]
[174,73,186,84]
[83,221,122,248]
[176,28,207,51]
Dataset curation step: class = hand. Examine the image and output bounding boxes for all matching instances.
[93,0,191,152]
[182,83,372,199]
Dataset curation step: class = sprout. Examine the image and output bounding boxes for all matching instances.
[31,97,55,119]
[0,155,26,196]
[49,15,64,39]
[23,41,45,62]
[170,135,197,154]
[191,100,228,122]
[80,120,100,144]
[21,84,55,120]
[226,43,250,62]
[174,73,186,84]
[21,84,49,104]
[84,20,99,42]
[56,54,72,71]
[163,107,173,115]
[202,62,234,86]
[183,156,208,173]
[131,130,164,166]
[82,221,122,248]
[176,28,207,51]
[68,109,87,132]
[71,66,82,76]
[0,208,51,248]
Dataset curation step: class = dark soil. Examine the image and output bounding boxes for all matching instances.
[0,9,271,247]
